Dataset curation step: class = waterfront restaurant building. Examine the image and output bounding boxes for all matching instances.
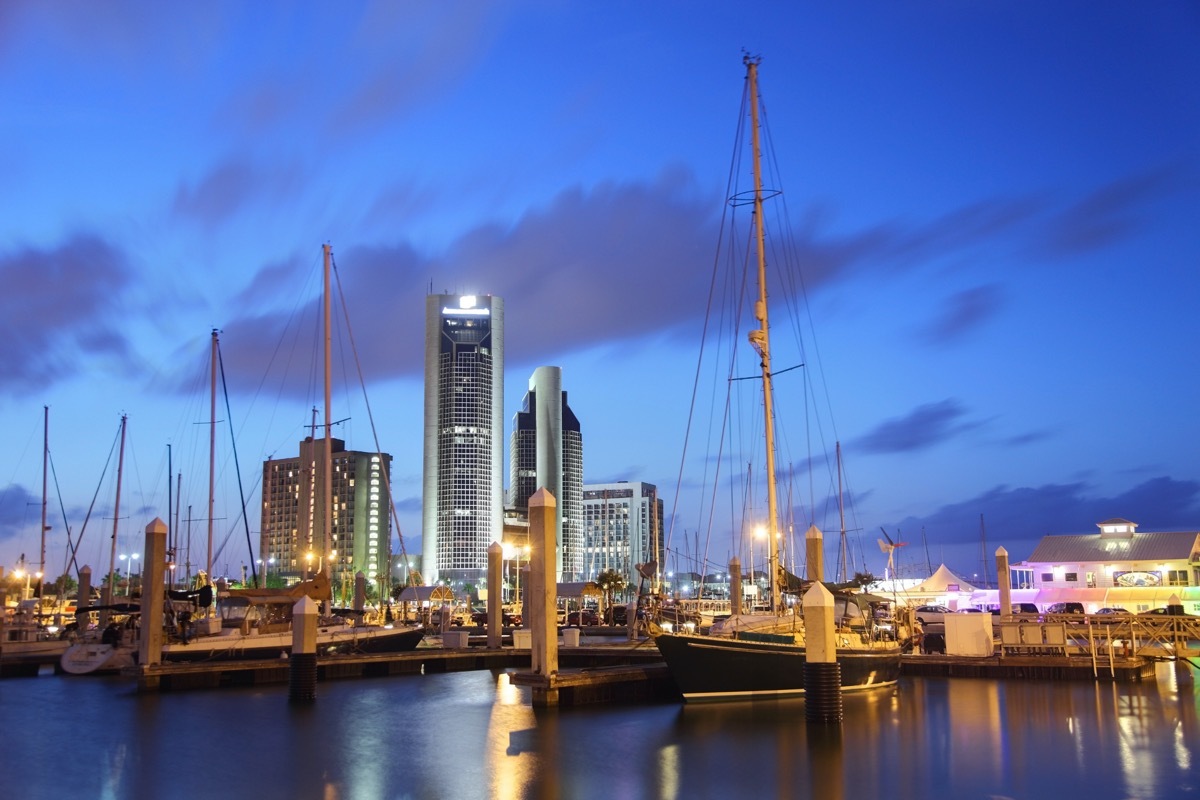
[1008,518,1200,614]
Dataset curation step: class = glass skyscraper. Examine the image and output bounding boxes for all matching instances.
[422,293,504,586]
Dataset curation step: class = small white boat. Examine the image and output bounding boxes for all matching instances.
[59,612,140,675]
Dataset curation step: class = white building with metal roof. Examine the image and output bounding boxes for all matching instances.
[1010,518,1200,613]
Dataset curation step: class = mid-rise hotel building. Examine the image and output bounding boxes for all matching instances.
[422,293,505,585]
[260,437,393,591]
[581,481,663,588]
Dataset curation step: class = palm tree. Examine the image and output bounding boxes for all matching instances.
[595,569,628,624]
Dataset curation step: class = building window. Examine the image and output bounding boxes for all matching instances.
[1064,573,1078,582]
[1040,572,1054,583]
[1167,569,1189,586]
[1012,569,1034,590]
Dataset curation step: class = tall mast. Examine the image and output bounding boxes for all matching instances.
[979,514,989,589]
[745,55,781,613]
[322,243,333,584]
[208,328,217,578]
[108,415,127,601]
[838,441,847,583]
[40,405,48,594]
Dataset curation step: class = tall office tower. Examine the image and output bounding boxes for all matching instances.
[422,293,505,586]
[581,481,663,588]
[261,437,393,595]
[510,366,584,581]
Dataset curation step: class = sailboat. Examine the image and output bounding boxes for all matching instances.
[1,408,74,670]
[62,261,427,675]
[652,56,904,702]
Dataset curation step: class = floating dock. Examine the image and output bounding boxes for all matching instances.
[125,641,664,692]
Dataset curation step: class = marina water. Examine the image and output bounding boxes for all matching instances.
[2,663,1196,799]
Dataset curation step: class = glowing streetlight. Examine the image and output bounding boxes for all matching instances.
[14,564,29,601]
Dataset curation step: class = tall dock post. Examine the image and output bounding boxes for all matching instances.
[996,547,1011,619]
[729,557,742,616]
[137,518,167,668]
[806,525,825,582]
[529,488,559,705]
[77,565,92,617]
[487,542,502,649]
[353,571,366,624]
[803,581,843,724]
[289,595,318,703]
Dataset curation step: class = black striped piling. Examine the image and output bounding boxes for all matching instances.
[804,661,843,723]
[803,582,844,724]
[289,595,318,703]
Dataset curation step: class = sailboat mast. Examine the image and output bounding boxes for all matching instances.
[108,414,127,601]
[838,442,847,583]
[745,56,781,614]
[322,243,333,584]
[208,328,217,578]
[40,405,48,593]
[979,514,989,589]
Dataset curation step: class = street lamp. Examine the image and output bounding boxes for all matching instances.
[306,551,315,579]
[14,564,29,602]
[119,554,129,596]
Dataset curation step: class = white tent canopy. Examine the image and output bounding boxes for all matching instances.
[908,564,978,595]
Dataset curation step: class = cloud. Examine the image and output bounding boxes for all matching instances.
[1033,167,1182,258]
[885,476,1200,566]
[200,169,720,397]
[193,161,1188,402]
[0,234,136,392]
[170,159,302,228]
[0,484,39,544]
[919,284,1004,344]
[853,399,979,454]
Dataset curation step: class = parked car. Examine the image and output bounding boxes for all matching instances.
[1094,607,1129,615]
[913,605,951,626]
[470,610,519,627]
[1138,606,1195,616]
[430,607,467,627]
[958,607,985,613]
[1045,602,1085,615]
[567,608,599,626]
[603,605,628,626]
[1011,602,1040,615]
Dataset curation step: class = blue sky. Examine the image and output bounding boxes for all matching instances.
[1,2,1197,586]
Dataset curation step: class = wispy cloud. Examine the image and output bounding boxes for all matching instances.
[887,476,1200,564]
[1033,167,1181,258]
[170,158,303,228]
[0,484,38,545]
[919,284,1004,344]
[853,399,980,454]
[0,234,135,392]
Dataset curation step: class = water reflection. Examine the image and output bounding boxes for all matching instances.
[1,662,1196,799]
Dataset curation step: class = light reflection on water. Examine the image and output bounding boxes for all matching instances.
[0,662,1195,799]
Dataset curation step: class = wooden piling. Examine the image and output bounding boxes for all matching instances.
[487,542,502,649]
[137,518,167,667]
[529,488,559,706]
